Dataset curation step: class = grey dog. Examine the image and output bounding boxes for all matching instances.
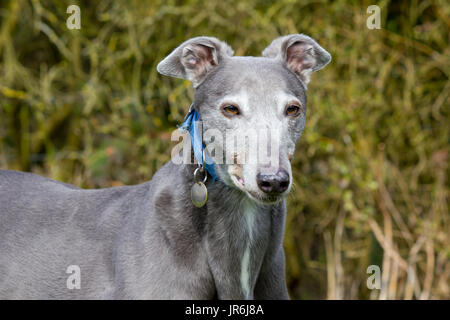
[0,34,331,299]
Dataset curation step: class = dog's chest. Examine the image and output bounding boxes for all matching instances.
[239,201,260,298]
[205,197,272,299]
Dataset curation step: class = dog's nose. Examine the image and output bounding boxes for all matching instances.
[256,168,290,194]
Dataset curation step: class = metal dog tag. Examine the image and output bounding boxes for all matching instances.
[191,181,208,208]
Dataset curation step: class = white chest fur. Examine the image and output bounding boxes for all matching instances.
[240,200,257,299]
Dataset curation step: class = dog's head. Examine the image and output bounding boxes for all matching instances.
[158,35,331,204]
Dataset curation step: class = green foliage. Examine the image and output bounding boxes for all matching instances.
[0,0,448,299]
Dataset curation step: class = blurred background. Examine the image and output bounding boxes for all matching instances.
[0,0,448,299]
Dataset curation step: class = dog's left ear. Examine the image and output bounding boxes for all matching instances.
[262,34,331,86]
[157,36,234,88]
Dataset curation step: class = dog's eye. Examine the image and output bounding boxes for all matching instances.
[286,104,302,117]
[221,104,240,117]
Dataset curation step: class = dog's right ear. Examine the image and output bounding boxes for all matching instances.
[157,36,234,88]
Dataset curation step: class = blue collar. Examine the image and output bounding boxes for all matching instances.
[180,107,218,181]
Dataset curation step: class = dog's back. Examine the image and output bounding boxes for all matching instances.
[0,166,215,299]
[0,170,147,299]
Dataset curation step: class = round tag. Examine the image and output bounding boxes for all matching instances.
[191,182,208,208]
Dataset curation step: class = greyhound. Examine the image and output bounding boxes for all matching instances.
[0,34,330,299]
